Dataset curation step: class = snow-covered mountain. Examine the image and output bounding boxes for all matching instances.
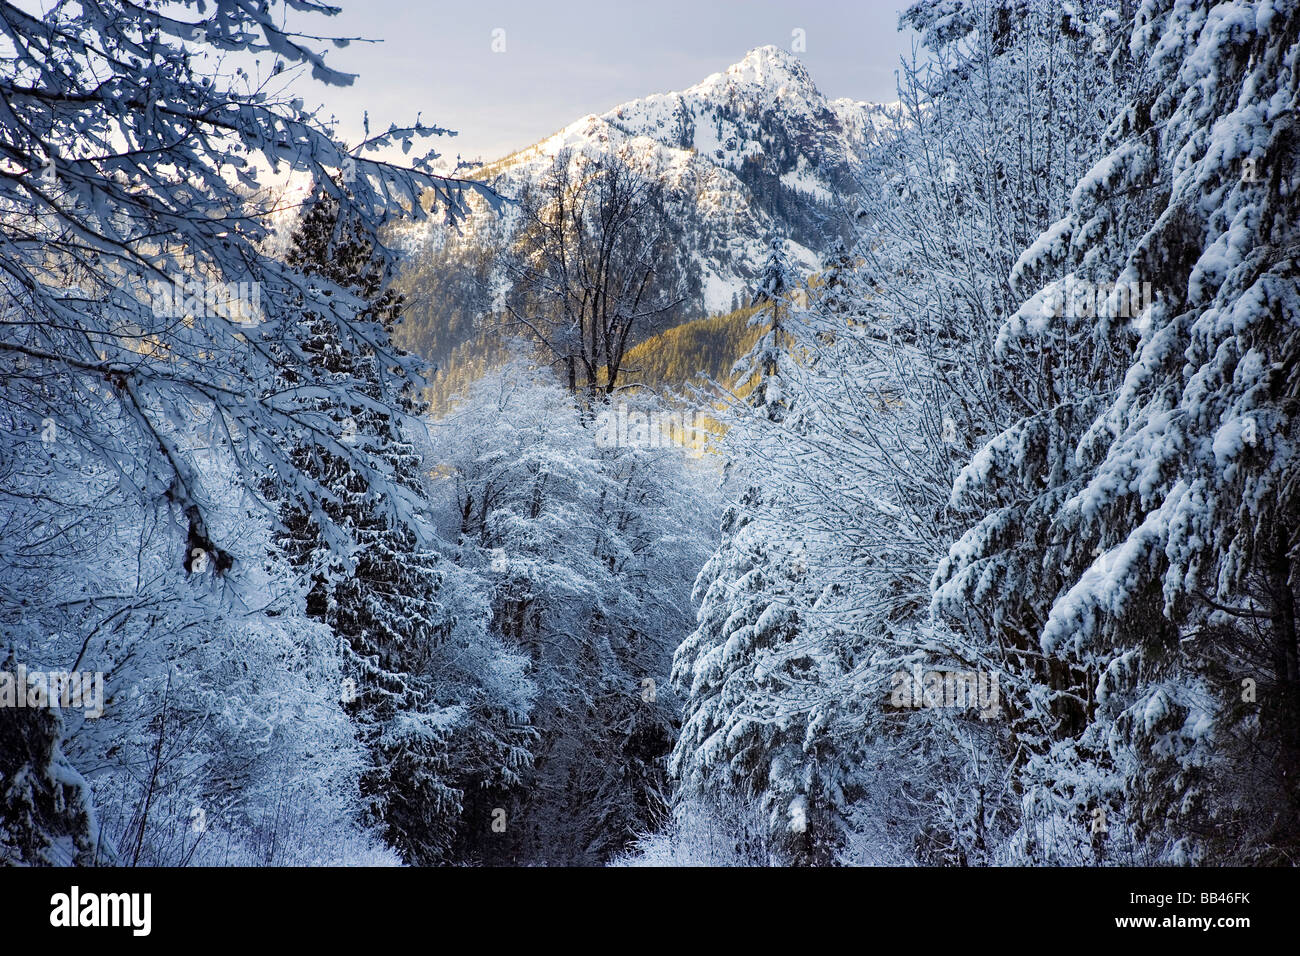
[410,46,892,313]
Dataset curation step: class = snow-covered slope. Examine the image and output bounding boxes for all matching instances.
[410,46,892,313]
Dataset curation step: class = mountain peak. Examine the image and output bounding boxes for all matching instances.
[702,45,819,100]
[731,44,811,78]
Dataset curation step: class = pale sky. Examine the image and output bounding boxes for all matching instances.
[286,0,922,168]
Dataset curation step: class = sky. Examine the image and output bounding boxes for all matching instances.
[287,0,922,168]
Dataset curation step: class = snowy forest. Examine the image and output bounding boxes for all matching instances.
[1,0,1298,869]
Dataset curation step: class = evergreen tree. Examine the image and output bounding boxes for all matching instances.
[671,234,857,865]
[0,691,96,865]
[670,486,854,865]
[737,237,798,421]
[277,188,533,864]
[938,0,1300,864]
[817,238,858,317]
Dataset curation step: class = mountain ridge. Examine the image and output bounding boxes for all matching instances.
[407,46,891,313]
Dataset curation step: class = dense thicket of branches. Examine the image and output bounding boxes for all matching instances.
[0,0,522,866]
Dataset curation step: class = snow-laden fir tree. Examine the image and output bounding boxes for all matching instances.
[935,0,1300,863]
[0,688,97,865]
[277,189,534,865]
[736,236,797,420]
[816,238,859,318]
[671,248,859,865]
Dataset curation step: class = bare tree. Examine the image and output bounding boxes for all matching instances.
[501,150,683,397]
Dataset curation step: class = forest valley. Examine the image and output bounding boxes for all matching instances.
[1,0,1298,867]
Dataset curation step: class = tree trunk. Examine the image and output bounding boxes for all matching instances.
[1268,531,1300,802]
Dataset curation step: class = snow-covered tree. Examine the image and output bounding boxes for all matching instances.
[0,0,494,863]
[937,0,1300,864]
[735,236,799,422]
[816,238,859,317]
[0,695,97,865]
[670,243,863,865]
[670,485,858,865]
[274,188,534,864]
[429,363,717,863]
